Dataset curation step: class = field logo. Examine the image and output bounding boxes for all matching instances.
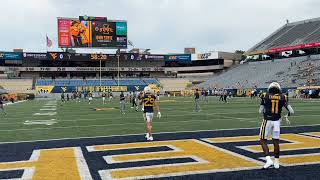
[61,86,67,92]
[0,126,319,179]
[50,53,58,60]
[134,86,140,91]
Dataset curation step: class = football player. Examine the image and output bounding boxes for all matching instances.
[259,82,294,169]
[131,91,138,111]
[77,91,81,103]
[0,96,7,116]
[109,92,113,101]
[223,90,228,103]
[119,91,126,114]
[137,91,144,111]
[156,91,160,101]
[194,89,201,112]
[204,90,209,103]
[61,92,65,103]
[88,92,93,104]
[102,92,106,104]
[141,86,161,141]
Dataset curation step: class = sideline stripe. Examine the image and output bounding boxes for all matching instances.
[0,124,319,145]
[2,100,27,106]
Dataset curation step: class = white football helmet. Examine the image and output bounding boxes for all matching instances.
[144,86,153,94]
[268,82,281,94]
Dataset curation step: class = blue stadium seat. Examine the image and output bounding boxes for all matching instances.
[143,78,159,85]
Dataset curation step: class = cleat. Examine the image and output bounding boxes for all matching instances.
[263,161,273,169]
[274,159,280,169]
[147,136,153,141]
[263,156,273,169]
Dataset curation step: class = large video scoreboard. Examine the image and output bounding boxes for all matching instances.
[58,16,127,49]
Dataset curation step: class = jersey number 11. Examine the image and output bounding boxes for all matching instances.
[271,100,279,114]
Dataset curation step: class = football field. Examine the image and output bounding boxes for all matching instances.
[0,96,320,179]
[0,96,319,143]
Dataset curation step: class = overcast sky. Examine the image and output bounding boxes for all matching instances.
[0,0,319,54]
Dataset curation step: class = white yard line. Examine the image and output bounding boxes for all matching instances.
[25,100,58,126]
[0,117,257,131]
[3,100,27,106]
[0,112,258,125]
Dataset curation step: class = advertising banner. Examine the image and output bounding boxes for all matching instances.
[123,54,165,61]
[11,66,165,72]
[23,53,47,60]
[92,21,116,47]
[267,41,320,53]
[192,52,218,60]
[47,52,73,61]
[37,86,127,93]
[57,19,72,47]
[0,52,22,60]
[23,51,164,61]
[36,85,147,93]
[165,54,191,61]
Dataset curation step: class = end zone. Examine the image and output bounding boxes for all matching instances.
[0,125,318,179]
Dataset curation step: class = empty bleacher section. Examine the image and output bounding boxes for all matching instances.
[143,78,159,85]
[212,17,320,90]
[36,79,53,86]
[199,55,320,89]
[159,79,190,91]
[247,17,320,54]
[0,79,33,93]
[0,86,8,94]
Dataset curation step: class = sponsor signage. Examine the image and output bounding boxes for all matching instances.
[35,85,147,93]
[0,52,22,60]
[124,54,165,61]
[191,52,218,60]
[23,53,47,60]
[47,52,73,60]
[165,54,191,61]
[197,53,211,60]
[6,67,165,72]
[22,52,165,61]
[267,41,320,53]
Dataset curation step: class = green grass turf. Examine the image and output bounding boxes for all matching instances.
[0,96,319,143]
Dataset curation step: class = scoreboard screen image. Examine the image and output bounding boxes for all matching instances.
[58,17,127,49]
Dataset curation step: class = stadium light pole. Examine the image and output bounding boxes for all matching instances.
[117,49,120,87]
[99,59,102,88]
